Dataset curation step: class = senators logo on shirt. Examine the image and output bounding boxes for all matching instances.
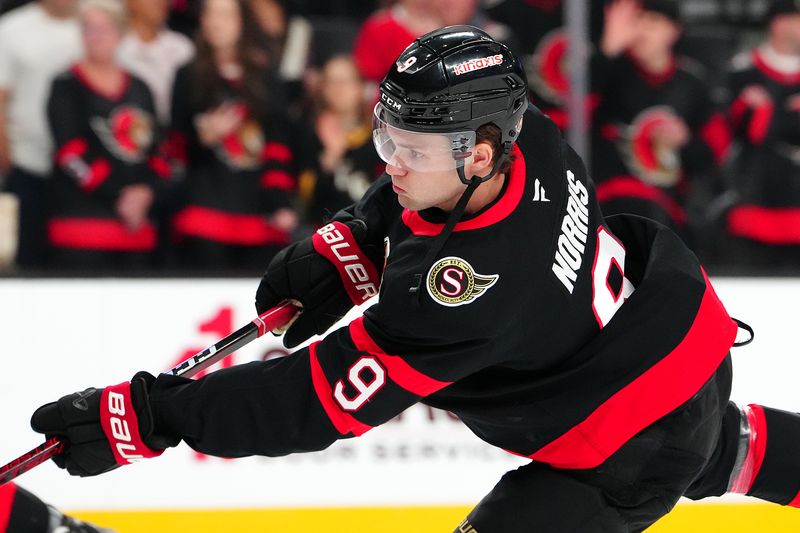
[91,106,155,163]
[619,107,682,187]
[427,257,499,307]
[529,30,569,104]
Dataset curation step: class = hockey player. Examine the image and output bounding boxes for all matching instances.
[28,26,800,532]
[723,0,800,268]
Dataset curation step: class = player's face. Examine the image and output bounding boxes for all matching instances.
[81,8,123,64]
[201,0,243,52]
[384,128,469,212]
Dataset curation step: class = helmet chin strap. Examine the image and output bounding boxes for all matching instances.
[408,154,509,302]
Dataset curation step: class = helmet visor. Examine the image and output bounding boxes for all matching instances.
[372,103,476,172]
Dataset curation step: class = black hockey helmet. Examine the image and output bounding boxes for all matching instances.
[373,25,528,184]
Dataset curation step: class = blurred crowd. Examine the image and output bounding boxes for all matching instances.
[0,0,799,275]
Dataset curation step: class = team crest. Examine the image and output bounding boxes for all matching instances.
[91,106,154,163]
[217,117,267,170]
[618,107,681,187]
[426,257,499,307]
[529,30,569,104]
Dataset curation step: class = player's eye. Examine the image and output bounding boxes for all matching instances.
[410,149,426,159]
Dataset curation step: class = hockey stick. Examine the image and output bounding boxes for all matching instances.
[0,300,298,487]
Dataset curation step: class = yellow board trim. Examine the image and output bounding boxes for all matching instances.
[70,503,800,533]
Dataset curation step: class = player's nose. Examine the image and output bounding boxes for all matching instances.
[385,159,407,177]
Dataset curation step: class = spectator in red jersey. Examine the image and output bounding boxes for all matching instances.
[168,0,299,271]
[298,55,383,226]
[47,0,166,271]
[352,0,442,84]
[721,0,800,270]
[590,0,731,241]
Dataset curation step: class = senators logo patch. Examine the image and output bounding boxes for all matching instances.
[427,257,498,307]
[91,106,154,163]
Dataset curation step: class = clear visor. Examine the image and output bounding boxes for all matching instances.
[372,103,476,172]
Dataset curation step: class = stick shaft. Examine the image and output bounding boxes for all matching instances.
[0,301,297,486]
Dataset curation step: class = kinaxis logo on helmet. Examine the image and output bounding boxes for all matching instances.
[452,54,504,76]
[427,257,498,307]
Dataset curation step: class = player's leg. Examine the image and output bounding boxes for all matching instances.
[457,357,732,533]
[685,401,800,506]
[0,483,115,533]
[455,460,633,533]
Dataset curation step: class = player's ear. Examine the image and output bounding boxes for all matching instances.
[472,141,495,175]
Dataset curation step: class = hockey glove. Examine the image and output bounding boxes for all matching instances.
[256,219,382,348]
[30,372,178,477]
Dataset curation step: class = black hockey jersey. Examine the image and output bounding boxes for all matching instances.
[167,64,297,247]
[148,107,737,470]
[47,65,165,252]
[591,54,730,230]
[725,47,800,245]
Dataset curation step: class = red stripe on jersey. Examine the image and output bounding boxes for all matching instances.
[752,50,800,85]
[308,342,373,436]
[699,112,731,165]
[349,317,451,397]
[530,271,736,469]
[56,138,88,166]
[173,206,290,246]
[748,101,774,145]
[0,482,16,533]
[149,156,172,179]
[261,142,293,164]
[260,170,295,191]
[595,176,687,225]
[727,206,800,244]
[402,143,525,236]
[788,489,800,508]
[48,218,157,251]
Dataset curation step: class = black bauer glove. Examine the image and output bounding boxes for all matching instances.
[256,219,382,348]
[30,372,178,477]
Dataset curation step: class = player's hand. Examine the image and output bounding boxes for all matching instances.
[255,218,382,348]
[30,372,178,477]
[601,0,642,57]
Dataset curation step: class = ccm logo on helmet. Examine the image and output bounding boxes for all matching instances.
[452,54,504,76]
[317,223,379,302]
[380,92,402,111]
[107,391,146,463]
